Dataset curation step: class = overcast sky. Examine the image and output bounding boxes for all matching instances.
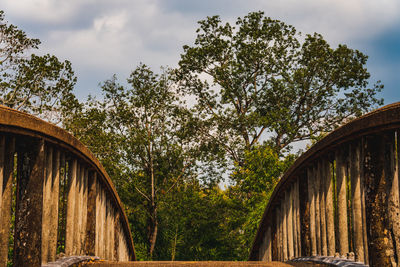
[2,0,400,104]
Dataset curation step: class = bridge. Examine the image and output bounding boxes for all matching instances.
[0,103,399,266]
[250,102,400,266]
[0,106,135,266]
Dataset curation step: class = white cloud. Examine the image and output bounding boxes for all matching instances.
[34,1,195,74]
[249,0,400,43]
[93,12,128,33]
[2,0,400,98]
[2,0,87,24]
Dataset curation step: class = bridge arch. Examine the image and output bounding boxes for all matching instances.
[0,106,135,266]
[250,102,400,266]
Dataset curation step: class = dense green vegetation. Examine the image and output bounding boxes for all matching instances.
[0,10,383,261]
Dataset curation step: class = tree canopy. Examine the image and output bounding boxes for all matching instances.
[65,64,224,259]
[65,11,384,261]
[176,11,383,161]
[1,9,385,262]
[0,10,77,121]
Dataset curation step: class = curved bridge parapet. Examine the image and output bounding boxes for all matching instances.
[0,106,135,266]
[250,102,400,266]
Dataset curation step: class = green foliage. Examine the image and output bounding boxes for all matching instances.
[227,145,296,258]
[232,145,294,199]
[0,10,77,122]
[176,11,383,161]
[65,64,222,259]
[62,11,384,262]
[160,182,244,260]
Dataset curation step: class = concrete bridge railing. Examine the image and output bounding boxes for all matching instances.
[0,106,135,266]
[250,102,400,266]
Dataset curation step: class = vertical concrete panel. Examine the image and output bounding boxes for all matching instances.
[271,208,278,261]
[78,165,84,254]
[99,187,104,258]
[41,146,53,264]
[48,149,60,261]
[97,185,102,258]
[118,229,128,261]
[324,159,335,256]
[293,179,301,258]
[114,213,120,261]
[14,139,45,266]
[266,226,272,261]
[307,168,317,255]
[388,132,400,266]
[299,171,311,256]
[292,182,297,257]
[287,188,294,259]
[74,163,83,254]
[360,137,369,265]
[65,159,77,255]
[109,203,115,260]
[86,172,97,255]
[363,133,397,266]
[95,179,100,257]
[0,136,14,266]
[261,226,271,261]
[100,187,106,258]
[124,235,130,261]
[336,149,349,256]
[118,231,124,261]
[118,228,123,261]
[123,233,129,261]
[296,180,302,257]
[104,198,109,259]
[276,207,281,261]
[58,152,66,254]
[350,141,365,263]
[106,199,112,259]
[110,207,115,260]
[107,202,111,260]
[292,182,298,258]
[80,167,88,254]
[319,161,327,256]
[314,165,321,255]
[258,233,266,261]
[282,194,288,261]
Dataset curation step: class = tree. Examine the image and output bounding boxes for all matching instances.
[228,145,296,257]
[157,181,243,261]
[176,12,384,257]
[63,11,386,261]
[0,10,77,121]
[65,64,215,259]
[176,11,383,162]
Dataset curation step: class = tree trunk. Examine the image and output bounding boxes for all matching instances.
[171,226,178,261]
[148,207,158,258]
[148,135,158,259]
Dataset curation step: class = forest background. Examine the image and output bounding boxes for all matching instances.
[0,9,384,260]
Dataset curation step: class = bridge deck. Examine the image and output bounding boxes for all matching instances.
[84,261,324,267]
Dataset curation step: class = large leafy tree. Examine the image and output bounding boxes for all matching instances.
[176,11,383,162]
[64,11,386,261]
[65,64,215,259]
[0,10,77,121]
[175,11,384,258]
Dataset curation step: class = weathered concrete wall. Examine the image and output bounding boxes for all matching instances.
[0,106,136,266]
[250,103,400,266]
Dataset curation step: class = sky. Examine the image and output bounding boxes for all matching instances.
[2,0,400,104]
